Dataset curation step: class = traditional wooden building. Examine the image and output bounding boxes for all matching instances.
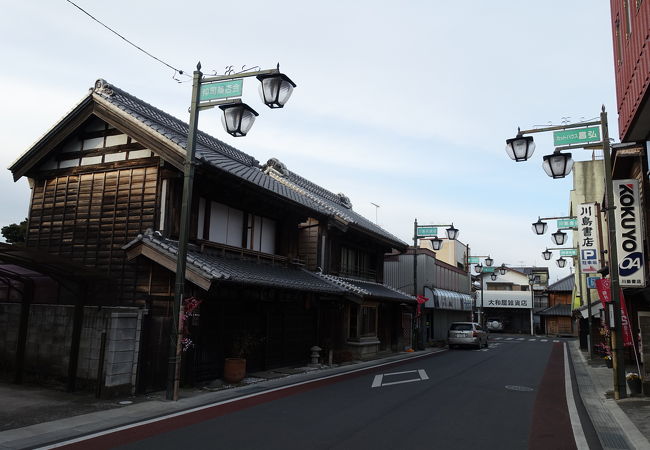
[539,275,575,337]
[6,79,413,393]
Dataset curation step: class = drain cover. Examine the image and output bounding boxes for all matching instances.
[505,385,534,392]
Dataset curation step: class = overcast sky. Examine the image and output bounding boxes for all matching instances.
[0,1,617,282]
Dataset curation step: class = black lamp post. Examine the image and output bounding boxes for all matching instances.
[505,108,627,398]
[168,62,296,401]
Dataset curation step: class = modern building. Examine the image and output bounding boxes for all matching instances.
[476,266,548,334]
[384,246,472,343]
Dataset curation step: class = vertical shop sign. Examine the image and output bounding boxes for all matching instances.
[577,202,601,273]
[614,179,646,287]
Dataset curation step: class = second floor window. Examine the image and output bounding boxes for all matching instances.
[197,199,276,254]
[340,246,376,280]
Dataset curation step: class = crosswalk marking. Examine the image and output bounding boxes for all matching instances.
[505,337,514,340]
[529,339,537,341]
[553,340,560,343]
[541,339,548,342]
[517,338,525,341]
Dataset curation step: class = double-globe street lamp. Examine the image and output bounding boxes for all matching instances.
[471,257,502,326]
[168,63,297,401]
[413,220,459,347]
[505,107,627,398]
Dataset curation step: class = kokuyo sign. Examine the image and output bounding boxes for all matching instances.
[614,179,646,287]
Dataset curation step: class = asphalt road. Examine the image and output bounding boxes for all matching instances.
[63,336,599,450]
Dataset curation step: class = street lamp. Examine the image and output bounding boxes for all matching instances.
[485,256,494,267]
[505,128,536,161]
[257,72,297,108]
[542,248,552,260]
[474,264,483,274]
[413,220,461,349]
[219,103,259,137]
[542,151,574,178]
[531,215,576,236]
[490,272,498,281]
[499,264,507,275]
[167,62,296,401]
[532,217,548,235]
[505,107,627,398]
[551,229,567,246]
[556,257,567,268]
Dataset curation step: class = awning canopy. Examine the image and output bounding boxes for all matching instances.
[423,287,473,311]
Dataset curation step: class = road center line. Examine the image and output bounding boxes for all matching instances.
[564,343,588,449]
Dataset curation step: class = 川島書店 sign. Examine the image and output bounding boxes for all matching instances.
[577,202,601,273]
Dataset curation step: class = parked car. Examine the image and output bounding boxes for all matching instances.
[486,318,504,332]
[448,322,488,349]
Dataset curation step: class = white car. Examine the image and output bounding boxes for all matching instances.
[448,322,488,349]
[486,318,504,332]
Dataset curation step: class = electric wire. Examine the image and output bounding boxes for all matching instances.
[65,0,190,81]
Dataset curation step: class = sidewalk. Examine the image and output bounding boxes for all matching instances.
[569,340,650,450]
[0,348,443,450]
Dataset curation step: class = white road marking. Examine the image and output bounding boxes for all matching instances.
[541,339,548,342]
[371,369,429,388]
[505,337,514,340]
[564,343,588,449]
[517,338,525,341]
[529,339,537,342]
[553,340,560,343]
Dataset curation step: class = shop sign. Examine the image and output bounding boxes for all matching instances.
[577,202,602,273]
[614,179,646,287]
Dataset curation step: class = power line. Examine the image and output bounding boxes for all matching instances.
[65,0,190,81]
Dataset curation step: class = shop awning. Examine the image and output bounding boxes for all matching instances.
[423,287,473,311]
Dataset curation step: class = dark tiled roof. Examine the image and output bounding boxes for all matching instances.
[538,304,573,316]
[123,231,345,294]
[93,80,406,248]
[314,273,415,303]
[547,274,574,292]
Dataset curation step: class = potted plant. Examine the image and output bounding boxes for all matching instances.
[626,372,642,395]
[223,331,261,384]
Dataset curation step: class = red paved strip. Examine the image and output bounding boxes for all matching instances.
[55,352,443,449]
[528,343,576,450]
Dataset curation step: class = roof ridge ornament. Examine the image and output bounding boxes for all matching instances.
[94,79,114,96]
[337,193,352,209]
[262,157,288,177]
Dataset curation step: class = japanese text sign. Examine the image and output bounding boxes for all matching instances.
[577,202,601,273]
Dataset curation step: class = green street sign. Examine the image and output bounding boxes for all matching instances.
[468,257,480,264]
[199,79,243,101]
[557,219,577,228]
[553,127,601,146]
[482,266,495,273]
[560,249,578,256]
[416,226,438,237]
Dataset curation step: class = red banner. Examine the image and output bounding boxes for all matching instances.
[594,279,633,347]
[416,295,428,317]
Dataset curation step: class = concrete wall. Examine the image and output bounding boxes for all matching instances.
[0,304,144,394]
